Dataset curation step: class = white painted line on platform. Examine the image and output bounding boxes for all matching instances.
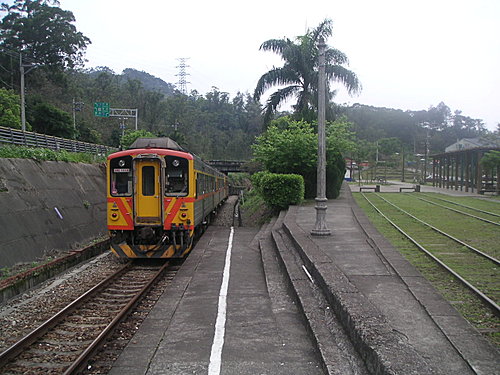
[302,265,314,284]
[208,226,234,375]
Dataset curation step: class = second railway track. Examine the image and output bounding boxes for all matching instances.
[415,194,500,226]
[420,193,500,218]
[359,192,500,317]
[0,260,178,375]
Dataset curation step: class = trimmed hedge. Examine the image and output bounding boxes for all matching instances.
[260,173,304,210]
[251,171,270,195]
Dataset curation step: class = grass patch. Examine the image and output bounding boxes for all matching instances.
[421,192,500,213]
[353,192,500,347]
[0,144,106,163]
[240,189,276,226]
[0,260,49,281]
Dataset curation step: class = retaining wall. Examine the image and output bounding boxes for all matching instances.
[0,158,107,268]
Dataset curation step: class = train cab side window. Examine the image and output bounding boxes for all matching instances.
[166,156,188,196]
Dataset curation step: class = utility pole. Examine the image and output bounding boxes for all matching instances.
[401,145,406,182]
[19,53,36,132]
[20,54,26,131]
[72,98,84,139]
[311,37,330,236]
[423,128,430,184]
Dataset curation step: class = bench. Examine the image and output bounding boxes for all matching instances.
[360,185,380,192]
[399,185,421,192]
[479,189,496,195]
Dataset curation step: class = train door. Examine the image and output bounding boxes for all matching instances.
[134,159,162,225]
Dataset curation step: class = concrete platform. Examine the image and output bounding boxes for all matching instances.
[350,180,493,197]
[109,226,323,375]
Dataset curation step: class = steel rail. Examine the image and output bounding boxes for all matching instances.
[0,261,171,374]
[0,263,131,367]
[416,196,500,226]
[64,261,170,374]
[421,194,500,218]
[375,193,500,266]
[361,193,500,317]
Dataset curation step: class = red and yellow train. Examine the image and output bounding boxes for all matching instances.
[107,137,228,258]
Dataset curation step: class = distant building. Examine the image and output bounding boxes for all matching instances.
[433,136,500,193]
[445,137,498,152]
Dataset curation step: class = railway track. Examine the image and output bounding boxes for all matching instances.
[360,193,500,317]
[415,194,500,226]
[377,194,499,265]
[0,261,175,374]
[420,194,500,218]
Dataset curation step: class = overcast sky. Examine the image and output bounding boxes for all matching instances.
[60,0,500,131]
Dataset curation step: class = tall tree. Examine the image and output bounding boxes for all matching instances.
[29,101,74,138]
[252,117,350,198]
[254,18,360,124]
[0,0,90,69]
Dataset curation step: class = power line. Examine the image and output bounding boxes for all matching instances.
[175,57,190,95]
[0,47,40,65]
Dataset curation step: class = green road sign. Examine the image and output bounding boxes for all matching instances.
[94,102,110,117]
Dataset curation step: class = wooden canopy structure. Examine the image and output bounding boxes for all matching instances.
[431,147,500,194]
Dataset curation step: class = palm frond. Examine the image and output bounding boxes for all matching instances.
[326,65,362,95]
[281,42,304,69]
[254,67,301,100]
[259,38,290,54]
[310,19,333,43]
[263,85,301,124]
[294,89,315,113]
[325,47,349,65]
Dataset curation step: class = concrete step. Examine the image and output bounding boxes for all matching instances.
[273,208,437,375]
[262,213,369,375]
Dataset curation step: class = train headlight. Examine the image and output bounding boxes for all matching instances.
[110,212,119,221]
[172,159,180,167]
[180,212,188,220]
[118,159,126,167]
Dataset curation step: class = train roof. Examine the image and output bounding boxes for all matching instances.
[128,137,185,151]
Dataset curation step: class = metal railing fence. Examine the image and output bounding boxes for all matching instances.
[0,126,115,154]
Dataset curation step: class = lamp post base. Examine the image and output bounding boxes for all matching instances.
[311,197,331,236]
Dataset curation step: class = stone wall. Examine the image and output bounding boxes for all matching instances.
[0,158,107,268]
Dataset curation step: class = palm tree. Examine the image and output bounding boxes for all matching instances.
[254,19,361,124]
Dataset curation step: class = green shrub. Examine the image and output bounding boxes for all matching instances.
[327,150,346,199]
[260,173,304,210]
[251,171,270,195]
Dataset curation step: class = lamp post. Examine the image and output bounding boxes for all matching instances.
[311,37,331,236]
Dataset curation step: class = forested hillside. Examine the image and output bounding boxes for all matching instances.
[1,63,264,159]
[121,69,176,96]
[69,67,265,159]
[345,102,496,155]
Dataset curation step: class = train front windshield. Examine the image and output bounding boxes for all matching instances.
[165,155,188,196]
[110,156,133,196]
